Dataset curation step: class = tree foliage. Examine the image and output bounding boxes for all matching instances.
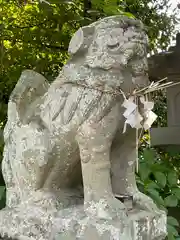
[0,0,179,239]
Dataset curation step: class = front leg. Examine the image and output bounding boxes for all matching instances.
[76,101,127,220]
[111,128,162,213]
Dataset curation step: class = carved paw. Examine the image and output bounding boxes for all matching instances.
[133,191,163,214]
[85,197,127,220]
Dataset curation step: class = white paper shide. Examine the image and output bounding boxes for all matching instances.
[122,95,157,133]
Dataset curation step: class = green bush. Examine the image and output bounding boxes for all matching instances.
[137,145,180,239]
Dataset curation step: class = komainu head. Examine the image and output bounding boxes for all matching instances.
[66,15,149,92]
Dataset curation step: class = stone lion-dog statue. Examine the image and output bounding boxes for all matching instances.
[0,15,165,240]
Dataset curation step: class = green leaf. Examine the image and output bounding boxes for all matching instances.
[165,195,178,207]
[151,163,169,172]
[167,216,179,227]
[136,178,144,186]
[92,0,104,9]
[103,5,119,15]
[139,163,151,181]
[123,12,135,18]
[147,188,164,206]
[168,172,178,186]
[146,181,160,190]
[154,172,166,187]
[172,188,180,200]
[167,233,176,240]
[167,224,178,237]
[143,148,156,164]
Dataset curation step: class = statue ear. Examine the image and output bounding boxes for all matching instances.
[68,25,95,55]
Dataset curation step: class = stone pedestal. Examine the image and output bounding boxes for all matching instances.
[0,204,166,240]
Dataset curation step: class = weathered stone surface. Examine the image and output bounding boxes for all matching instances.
[0,15,166,240]
[0,204,166,240]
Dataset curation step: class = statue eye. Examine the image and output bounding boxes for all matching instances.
[107,42,120,50]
